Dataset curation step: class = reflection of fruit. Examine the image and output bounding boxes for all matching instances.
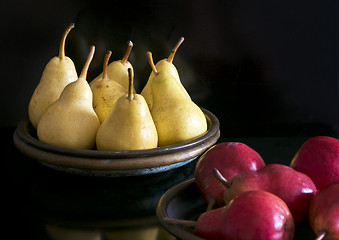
[37,46,100,150]
[214,164,317,225]
[45,225,101,240]
[96,68,158,151]
[147,51,207,146]
[290,136,339,190]
[28,23,78,129]
[163,190,295,240]
[46,224,168,240]
[104,226,161,240]
[309,182,339,240]
[195,142,265,210]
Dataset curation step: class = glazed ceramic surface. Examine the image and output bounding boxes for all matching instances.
[13,108,220,177]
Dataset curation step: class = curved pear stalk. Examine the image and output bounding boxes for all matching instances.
[167,37,184,63]
[59,23,75,60]
[121,41,133,66]
[146,51,158,76]
[79,45,95,80]
[102,51,112,81]
[28,23,78,129]
[213,168,232,189]
[127,68,134,101]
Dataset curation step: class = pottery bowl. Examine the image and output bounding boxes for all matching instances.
[13,108,220,177]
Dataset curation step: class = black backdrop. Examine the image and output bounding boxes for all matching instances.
[2,0,338,138]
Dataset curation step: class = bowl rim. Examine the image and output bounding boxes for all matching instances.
[13,108,220,175]
[156,178,206,240]
[15,108,220,159]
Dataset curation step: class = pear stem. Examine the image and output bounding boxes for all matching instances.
[213,168,231,188]
[127,68,134,101]
[146,51,159,76]
[206,196,217,212]
[79,45,95,80]
[162,217,197,228]
[315,231,327,240]
[102,51,112,81]
[59,23,75,61]
[121,40,133,65]
[167,37,184,63]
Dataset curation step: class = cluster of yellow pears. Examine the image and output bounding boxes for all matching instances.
[28,23,207,151]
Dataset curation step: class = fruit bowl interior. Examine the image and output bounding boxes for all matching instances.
[13,108,220,177]
[157,178,206,240]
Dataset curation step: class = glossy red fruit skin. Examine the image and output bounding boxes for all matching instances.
[195,142,265,207]
[290,136,339,190]
[309,182,339,239]
[194,190,295,240]
[193,206,223,240]
[224,164,317,225]
[222,164,317,225]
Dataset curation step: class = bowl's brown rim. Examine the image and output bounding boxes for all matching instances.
[14,108,220,159]
[156,178,206,240]
[13,130,219,170]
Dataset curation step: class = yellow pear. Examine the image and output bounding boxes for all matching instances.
[141,37,190,110]
[37,46,100,150]
[147,51,207,146]
[96,68,158,151]
[90,41,134,92]
[28,23,78,129]
[91,51,127,123]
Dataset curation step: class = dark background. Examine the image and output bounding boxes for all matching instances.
[1,0,338,138]
[1,1,338,239]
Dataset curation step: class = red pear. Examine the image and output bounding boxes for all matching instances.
[164,190,295,240]
[309,182,339,240]
[195,142,265,210]
[290,136,339,190]
[214,164,317,225]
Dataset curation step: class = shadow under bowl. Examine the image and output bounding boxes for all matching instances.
[13,108,220,177]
